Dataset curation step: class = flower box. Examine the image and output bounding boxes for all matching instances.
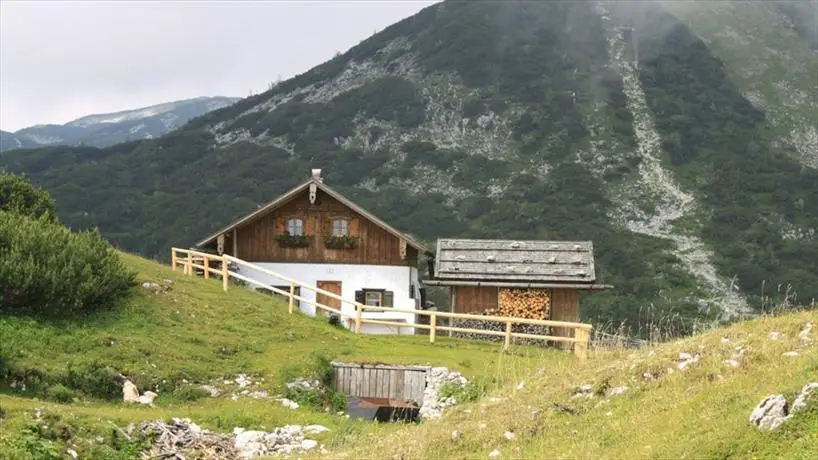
[324,235,357,250]
[276,232,312,248]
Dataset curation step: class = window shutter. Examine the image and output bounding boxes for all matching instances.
[355,290,364,304]
[384,291,394,308]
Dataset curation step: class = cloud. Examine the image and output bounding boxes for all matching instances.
[0,0,437,131]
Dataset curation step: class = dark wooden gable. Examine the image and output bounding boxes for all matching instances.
[233,187,418,266]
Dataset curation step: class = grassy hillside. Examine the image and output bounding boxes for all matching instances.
[0,252,560,458]
[334,309,818,459]
[1,253,816,459]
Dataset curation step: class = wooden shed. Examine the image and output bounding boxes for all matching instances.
[423,238,612,341]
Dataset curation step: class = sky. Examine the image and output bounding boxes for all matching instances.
[0,0,437,132]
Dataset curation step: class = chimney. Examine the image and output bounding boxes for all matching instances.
[311,168,323,182]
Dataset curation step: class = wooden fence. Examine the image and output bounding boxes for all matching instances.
[170,247,593,359]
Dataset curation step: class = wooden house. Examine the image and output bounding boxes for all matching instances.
[194,169,432,335]
[423,238,612,340]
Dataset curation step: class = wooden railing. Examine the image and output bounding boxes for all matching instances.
[171,247,593,359]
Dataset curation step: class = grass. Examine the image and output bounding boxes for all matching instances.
[0,252,564,457]
[331,309,818,459]
[1,252,816,459]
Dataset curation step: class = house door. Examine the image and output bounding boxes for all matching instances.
[316,281,342,316]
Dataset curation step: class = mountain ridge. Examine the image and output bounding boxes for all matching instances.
[2,0,816,331]
[0,96,239,151]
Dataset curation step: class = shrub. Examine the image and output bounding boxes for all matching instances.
[62,360,123,400]
[44,384,76,403]
[0,170,57,222]
[0,211,137,317]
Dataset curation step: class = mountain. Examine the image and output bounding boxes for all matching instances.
[2,0,817,332]
[0,96,239,151]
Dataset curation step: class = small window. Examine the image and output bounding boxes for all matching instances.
[365,291,382,306]
[287,218,303,236]
[355,289,394,308]
[332,218,348,236]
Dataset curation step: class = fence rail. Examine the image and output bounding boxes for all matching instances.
[170,247,593,359]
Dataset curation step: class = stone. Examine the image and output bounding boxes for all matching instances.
[724,359,740,368]
[489,448,501,458]
[278,398,299,409]
[607,386,628,397]
[201,385,220,397]
[678,353,700,371]
[301,439,319,450]
[577,383,593,394]
[451,430,463,440]
[137,391,158,407]
[721,337,730,343]
[122,380,140,403]
[419,366,469,420]
[515,381,525,390]
[141,282,160,290]
[782,351,800,357]
[503,431,516,441]
[769,331,782,340]
[66,448,78,459]
[791,382,818,413]
[304,425,330,434]
[798,322,813,342]
[749,395,789,430]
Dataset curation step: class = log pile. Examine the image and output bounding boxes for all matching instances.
[451,308,552,347]
[498,288,550,319]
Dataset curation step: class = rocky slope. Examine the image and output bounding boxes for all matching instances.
[1,0,816,331]
[0,96,239,151]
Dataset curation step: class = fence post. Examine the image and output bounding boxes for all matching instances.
[574,327,590,360]
[171,249,177,272]
[186,255,192,276]
[503,321,512,351]
[429,312,437,343]
[221,255,229,292]
[203,255,210,279]
[288,283,296,314]
[355,304,362,334]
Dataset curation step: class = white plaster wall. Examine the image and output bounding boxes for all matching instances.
[238,262,419,335]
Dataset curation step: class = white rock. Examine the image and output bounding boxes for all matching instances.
[782,351,800,357]
[489,448,501,458]
[515,381,525,391]
[798,322,813,342]
[721,337,730,343]
[607,386,628,396]
[278,398,300,409]
[724,359,741,368]
[791,382,818,413]
[66,449,78,459]
[137,391,158,407]
[122,380,140,404]
[201,385,220,397]
[679,352,694,361]
[749,395,790,430]
[304,425,330,434]
[451,429,463,440]
[301,439,319,450]
[503,431,516,441]
[478,422,488,429]
[769,331,782,341]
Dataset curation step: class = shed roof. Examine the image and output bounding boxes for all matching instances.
[194,169,430,254]
[433,238,598,284]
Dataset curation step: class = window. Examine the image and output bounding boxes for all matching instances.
[365,291,382,306]
[355,289,394,308]
[286,218,303,236]
[332,218,348,236]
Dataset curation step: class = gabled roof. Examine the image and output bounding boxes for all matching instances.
[194,170,431,254]
[432,238,599,285]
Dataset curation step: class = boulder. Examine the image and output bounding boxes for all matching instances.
[749,395,789,430]
[122,380,140,404]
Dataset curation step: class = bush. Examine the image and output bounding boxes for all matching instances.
[0,211,137,317]
[44,384,76,403]
[0,170,57,222]
[62,360,123,400]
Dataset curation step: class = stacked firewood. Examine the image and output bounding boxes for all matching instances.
[451,309,552,347]
[498,288,551,319]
